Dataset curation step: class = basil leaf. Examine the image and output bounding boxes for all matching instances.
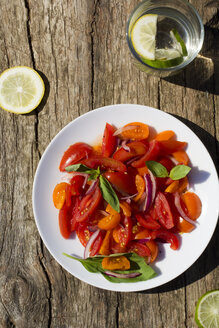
[88,172,100,181]
[99,175,120,213]
[146,161,169,178]
[169,165,191,180]
[65,163,96,174]
[63,252,157,283]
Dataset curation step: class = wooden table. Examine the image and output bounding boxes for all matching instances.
[0,1,218,327]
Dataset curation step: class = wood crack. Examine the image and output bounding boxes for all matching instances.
[116,293,120,328]
[90,0,99,110]
[38,239,52,328]
[24,0,41,159]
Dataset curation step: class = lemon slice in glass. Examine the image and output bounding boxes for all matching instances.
[195,290,219,328]
[131,14,158,60]
[0,66,45,114]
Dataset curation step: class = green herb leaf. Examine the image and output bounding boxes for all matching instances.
[65,163,94,173]
[88,172,100,181]
[99,175,120,213]
[169,165,191,180]
[146,161,169,178]
[63,252,157,283]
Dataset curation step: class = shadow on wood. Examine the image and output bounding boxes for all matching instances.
[140,117,219,294]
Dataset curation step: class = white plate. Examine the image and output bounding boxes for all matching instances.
[32,104,219,292]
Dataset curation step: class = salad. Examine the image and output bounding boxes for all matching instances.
[53,122,202,283]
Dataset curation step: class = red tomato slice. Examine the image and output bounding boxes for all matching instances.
[102,123,117,157]
[159,157,175,172]
[76,223,93,247]
[128,241,151,257]
[104,171,137,195]
[135,214,161,230]
[110,242,127,254]
[155,192,174,229]
[74,185,102,222]
[82,156,127,172]
[59,203,71,239]
[90,233,103,256]
[113,141,148,162]
[70,175,85,196]
[70,196,80,231]
[151,229,179,250]
[131,140,160,168]
[159,140,187,155]
[59,142,92,172]
[117,217,133,247]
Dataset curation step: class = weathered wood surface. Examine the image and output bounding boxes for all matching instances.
[0,0,218,327]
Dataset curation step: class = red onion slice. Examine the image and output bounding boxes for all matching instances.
[148,169,157,203]
[113,125,138,136]
[140,174,152,212]
[85,179,98,195]
[120,193,138,201]
[135,238,151,244]
[84,229,100,259]
[104,271,141,279]
[121,140,131,152]
[168,155,179,166]
[174,192,196,226]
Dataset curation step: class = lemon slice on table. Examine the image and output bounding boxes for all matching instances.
[195,290,219,328]
[131,14,158,60]
[0,66,45,114]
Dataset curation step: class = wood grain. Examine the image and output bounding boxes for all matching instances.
[0,0,218,327]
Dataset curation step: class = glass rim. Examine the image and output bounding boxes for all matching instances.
[126,0,205,72]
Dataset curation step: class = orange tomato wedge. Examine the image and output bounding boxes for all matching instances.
[137,166,149,176]
[181,192,202,220]
[99,230,112,255]
[177,176,189,193]
[155,130,175,141]
[165,180,179,193]
[134,228,150,240]
[102,256,130,270]
[120,201,132,217]
[146,240,158,262]
[172,150,190,165]
[53,182,68,209]
[134,174,145,201]
[121,122,149,140]
[98,212,120,230]
[105,203,117,215]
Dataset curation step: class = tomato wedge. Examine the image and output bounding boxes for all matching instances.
[90,233,103,256]
[70,175,85,196]
[74,184,102,222]
[151,229,179,250]
[102,123,117,157]
[128,241,151,257]
[136,214,161,230]
[59,142,92,171]
[82,156,127,172]
[76,223,93,247]
[131,140,160,168]
[120,122,149,140]
[113,141,148,162]
[59,203,71,239]
[159,140,187,155]
[104,171,137,195]
[53,182,68,209]
[115,216,133,247]
[155,192,174,229]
